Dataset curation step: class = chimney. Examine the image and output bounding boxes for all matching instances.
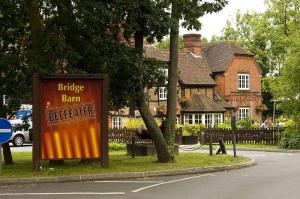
[183,34,201,55]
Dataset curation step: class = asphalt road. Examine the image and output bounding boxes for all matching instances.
[1,149,300,199]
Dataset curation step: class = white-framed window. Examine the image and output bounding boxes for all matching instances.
[238,108,250,120]
[214,114,222,126]
[194,114,202,124]
[183,113,223,127]
[205,114,213,127]
[112,117,122,129]
[184,114,202,124]
[184,114,193,124]
[238,74,250,90]
[158,87,167,100]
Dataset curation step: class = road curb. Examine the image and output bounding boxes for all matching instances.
[231,148,300,153]
[194,146,300,153]
[0,158,256,186]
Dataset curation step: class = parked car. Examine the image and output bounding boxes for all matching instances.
[9,110,32,146]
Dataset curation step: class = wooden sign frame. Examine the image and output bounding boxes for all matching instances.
[32,73,109,170]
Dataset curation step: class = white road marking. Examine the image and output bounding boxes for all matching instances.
[95,180,163,183]
[0,192,125,196]
[0,129,12,133]
[131,174,215,193]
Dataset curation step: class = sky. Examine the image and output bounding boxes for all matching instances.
[180,0,267,40]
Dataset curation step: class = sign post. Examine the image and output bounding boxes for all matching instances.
[0,118,13,175]
[32,73,109,171]
[231,115,237,157]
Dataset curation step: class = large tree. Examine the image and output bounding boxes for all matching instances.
[270,30,300,128]
[0,0,29,164]
[116,0,173,162]
[220,0,300,117]
[24,0,174,163]
[166,0,227,154]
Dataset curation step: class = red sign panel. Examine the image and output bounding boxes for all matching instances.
[40,78,101,160]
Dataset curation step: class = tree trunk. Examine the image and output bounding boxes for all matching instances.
[27,0,43,64]
[134,31,173,163]
[166,1,179,154]
[2,143,13,165]
[0,97,13,164]
[136,91,173,163]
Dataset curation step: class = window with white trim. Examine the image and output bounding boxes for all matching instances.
[194,114,202,124]
[184,114,193,124]
[112,117,122,129]
[205,114,213,127]
[238,74,250,90]
[184,114,202,125]
[158,87,167,100]
[238,108,250,120]
[214,114,222,126]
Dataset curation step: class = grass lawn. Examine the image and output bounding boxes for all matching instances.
[0,151,248,179]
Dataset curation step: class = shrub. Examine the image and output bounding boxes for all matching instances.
[279,126,300,149]
[217,122,231,129]
[216,117,231,129]
[237,117,255,129]
[250,123,260,129]
[122,118,161,129]
[109,142,126,151]
[182,124,205,136]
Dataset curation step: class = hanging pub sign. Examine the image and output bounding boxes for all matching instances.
[32,73,108,170]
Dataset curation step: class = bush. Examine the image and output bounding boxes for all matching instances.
[109,142,126,151]
[182,124,205,136]
[279,126,300,149]
[237,117,255,129]
[122,118,161,129]
[250,123,260,128]
[217,117,231,129]
[217,123,231,129]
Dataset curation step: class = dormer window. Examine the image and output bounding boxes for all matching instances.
[238,73,250,90]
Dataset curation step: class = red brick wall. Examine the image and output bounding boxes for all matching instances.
[213,56,262,121]
[224,56,262,121]
[214,74,225,97]
[225,56,261,95]
[182,87,214,99]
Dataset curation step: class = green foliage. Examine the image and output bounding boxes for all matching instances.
[237,117,255,129]
[269,30,300,129]
[0,1,30,117]
[155,35,208,49]
[279,126,300,149]
[182,124,205,136]
[1,152,247,178]
[155,35,184,49]
[109,142,126,151]
[122,118,145,129]
[220,0,300,117]
[122,118,161,129]
[217,117,231,129]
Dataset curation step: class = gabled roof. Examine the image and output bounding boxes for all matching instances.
[182,94,226,113]
[144,46,216,86]
[202,41,254,73]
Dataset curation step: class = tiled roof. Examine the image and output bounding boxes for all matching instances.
[182,94,226,113]
[202,41,254,73]
[144,46,216,86]
[218,101,236,110]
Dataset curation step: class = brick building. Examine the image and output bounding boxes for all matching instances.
[110,34,263,128]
